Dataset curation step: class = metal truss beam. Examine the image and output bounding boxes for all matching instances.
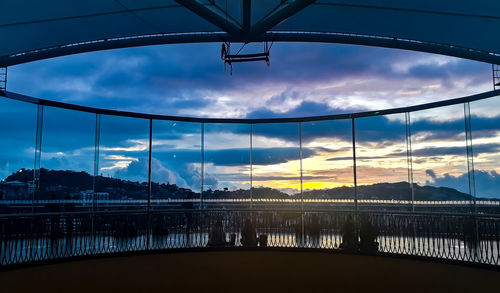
[0,67,6,90]
[243,0,251,30]
[493,64,500,90]
[249,0,316,36]
[2,88,499,124]
[2,31,500,67]
[174,0,241,35]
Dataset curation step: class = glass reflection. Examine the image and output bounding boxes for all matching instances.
[252,123,301,207]
[203,123,251,207]
[151,120,201,208]
[40,106,96,211]
[411,104,468,211]
[96,115,149,209]
[355,114,410,210]
[301,120,354,209]
[0,98,36,214]
[470,96,500,213]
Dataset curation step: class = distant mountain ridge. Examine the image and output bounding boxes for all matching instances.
[4,168,477,201]
[303,182,475,201]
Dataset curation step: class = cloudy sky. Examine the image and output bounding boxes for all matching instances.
[2,42,500,198]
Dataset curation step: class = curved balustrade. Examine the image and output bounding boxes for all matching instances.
[1,89,500,268]
[1,210,499,267]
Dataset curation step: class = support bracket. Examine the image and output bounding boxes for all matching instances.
[493,64,500,90]
[0,67,6,90]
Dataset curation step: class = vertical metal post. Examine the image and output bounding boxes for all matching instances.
[148,119,153,211]
[33,104,44,214]
[405,112,415,212]
[31,104,43,260]
[93,114,101,210]
[464,102,479,261]
[351,118,358,214]
[200,122,204,210]
[147,119,153,250]
[250,123,253,209]
[30,100,41,261]
[351,117,359,245]
[405,112,417,254]
[464,102,476,213]
[299,122,304,246]
[299,122,303,211]
[91,113,100,253]
[492,64,495,90]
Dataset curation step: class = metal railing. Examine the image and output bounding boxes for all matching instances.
[1,210,499,267]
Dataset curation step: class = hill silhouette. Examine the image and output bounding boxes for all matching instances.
[4,168,475,201]
[302,181,474,201]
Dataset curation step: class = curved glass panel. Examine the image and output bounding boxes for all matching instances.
[1,92,500,216]
[411,104,468,212]
[151,120,201,209]
[0,98,36,214]
[301,120,354,210]
[1,93,500,266]
[40,106,96,212]
[355,114,410,211]
[203,123,251,208]
[252,123,301,208]
[96,115,149,210]
[470,96,500,213]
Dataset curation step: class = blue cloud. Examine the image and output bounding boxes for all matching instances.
[7,42,490,119]
[247,101,355,118]
[426,170,500,199]
[1,41,496,195]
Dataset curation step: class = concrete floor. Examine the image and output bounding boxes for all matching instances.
[1,251,498,293]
